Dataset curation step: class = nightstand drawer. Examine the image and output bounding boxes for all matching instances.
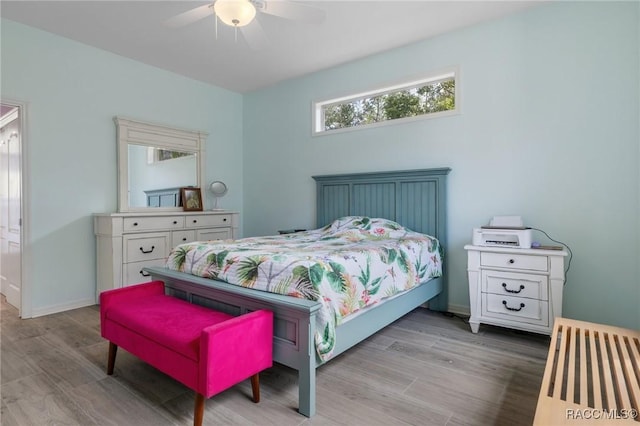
[481,252,547,272]
[482,270,548,300]
[482,294,549,326]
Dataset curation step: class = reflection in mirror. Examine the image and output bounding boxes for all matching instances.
[127,144,197,208]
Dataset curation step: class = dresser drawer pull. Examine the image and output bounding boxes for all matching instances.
[223,218,227,222]
[502,283,525,294]
[139,246,155,254]
[193,219,197,224]
[508,259,515,264]
[182,237,187,241]
[133,222,138,226]
[502,300,525,312]
[139,270,151,277]
[173,220,178,224]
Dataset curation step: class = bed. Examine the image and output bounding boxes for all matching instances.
[145,167,450,417]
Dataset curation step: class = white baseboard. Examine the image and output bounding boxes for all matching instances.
[30,297,95,318]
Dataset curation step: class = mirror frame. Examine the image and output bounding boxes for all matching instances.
[115,116,207,212]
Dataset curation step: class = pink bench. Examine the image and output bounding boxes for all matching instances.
[100,281,273,426]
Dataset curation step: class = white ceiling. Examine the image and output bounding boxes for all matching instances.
[1,1,543,93]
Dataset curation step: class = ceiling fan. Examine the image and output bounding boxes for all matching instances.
[165,0,326,49]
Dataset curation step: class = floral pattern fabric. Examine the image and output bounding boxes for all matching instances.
[164,216,442,361]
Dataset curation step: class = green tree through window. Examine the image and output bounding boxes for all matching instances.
[318,72,456,133]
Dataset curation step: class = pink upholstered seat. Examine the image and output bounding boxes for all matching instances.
[100,281,273,426]
[106,294,233,361]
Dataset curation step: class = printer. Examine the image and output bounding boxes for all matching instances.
[472,216,532,249]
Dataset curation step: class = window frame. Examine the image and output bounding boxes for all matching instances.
[312,67,459,136]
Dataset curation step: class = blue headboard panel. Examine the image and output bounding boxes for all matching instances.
[312,168,451,311]
[312,168,450,239]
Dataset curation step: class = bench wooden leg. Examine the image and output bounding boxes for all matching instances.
[107,342,118,375]
[194,392,205,426]
[250,374,260,403]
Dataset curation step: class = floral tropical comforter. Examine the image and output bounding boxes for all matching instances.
[164,216,442,361]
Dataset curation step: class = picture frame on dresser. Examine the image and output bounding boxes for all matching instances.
[181,187,203,211]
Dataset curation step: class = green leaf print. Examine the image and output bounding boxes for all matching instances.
[369,277,382,295]
[326,262,346,292]
[307,263,325,288]
[379,247,397,264]
[171,246,190,271]
[397,249,410,273]
[236,256,264,287]
[354,217,371,230]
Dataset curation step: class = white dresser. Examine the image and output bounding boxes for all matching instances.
[464,245,567,335]
[94,211,239,301]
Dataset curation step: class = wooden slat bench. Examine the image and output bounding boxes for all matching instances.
[534,317,640,425]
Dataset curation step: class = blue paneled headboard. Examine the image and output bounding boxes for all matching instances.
[312,168,450,239]
[312,168,451,310]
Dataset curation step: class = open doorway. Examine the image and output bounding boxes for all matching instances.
[1,101,24,316]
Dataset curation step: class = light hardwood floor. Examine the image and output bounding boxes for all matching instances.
[1,295,549,425]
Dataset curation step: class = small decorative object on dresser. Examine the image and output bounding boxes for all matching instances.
[208,181,228,210]
[181,187,203,211]
[464,244,568,335]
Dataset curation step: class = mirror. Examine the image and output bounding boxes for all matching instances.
[115,117,207,212]
[209,181,228,210]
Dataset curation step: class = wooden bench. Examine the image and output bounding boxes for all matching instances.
[534,317,640,425]
[100,281,273,426]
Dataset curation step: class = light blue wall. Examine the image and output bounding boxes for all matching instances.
[1,19,244,314]
[2,2,638,329]
[244,2,640,329]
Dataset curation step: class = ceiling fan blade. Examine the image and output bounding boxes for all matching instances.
[164,4,212,28]
[240,19,270,50]
[260,1,326,24]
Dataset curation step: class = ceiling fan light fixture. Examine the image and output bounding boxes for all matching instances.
[214,0,256,27]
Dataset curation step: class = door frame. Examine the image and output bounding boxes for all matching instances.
[1,98,31,318]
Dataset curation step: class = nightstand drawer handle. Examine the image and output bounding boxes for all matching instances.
[139,245,155,254]
[508,259,515,264]
[502,283,525,294]
[502,300,525,312]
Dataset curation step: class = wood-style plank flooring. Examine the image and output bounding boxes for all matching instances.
[1,295,550,425]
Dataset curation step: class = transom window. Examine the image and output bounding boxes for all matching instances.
[313,69,457,135]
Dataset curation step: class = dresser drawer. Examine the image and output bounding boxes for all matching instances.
[196,228,231,241]
[123,259,166,286]
[172,230,196,247]
[482,294,549,326]
[185,214,232,228]
[124,233,169,262]
[123,216,184,232]
[482,270,548,300]
[480,252,548,272]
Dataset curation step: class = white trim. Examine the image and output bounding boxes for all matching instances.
[30,297,95,318]
[312,66,459,136]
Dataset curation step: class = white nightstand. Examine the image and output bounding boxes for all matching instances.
[464,245,568,335]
